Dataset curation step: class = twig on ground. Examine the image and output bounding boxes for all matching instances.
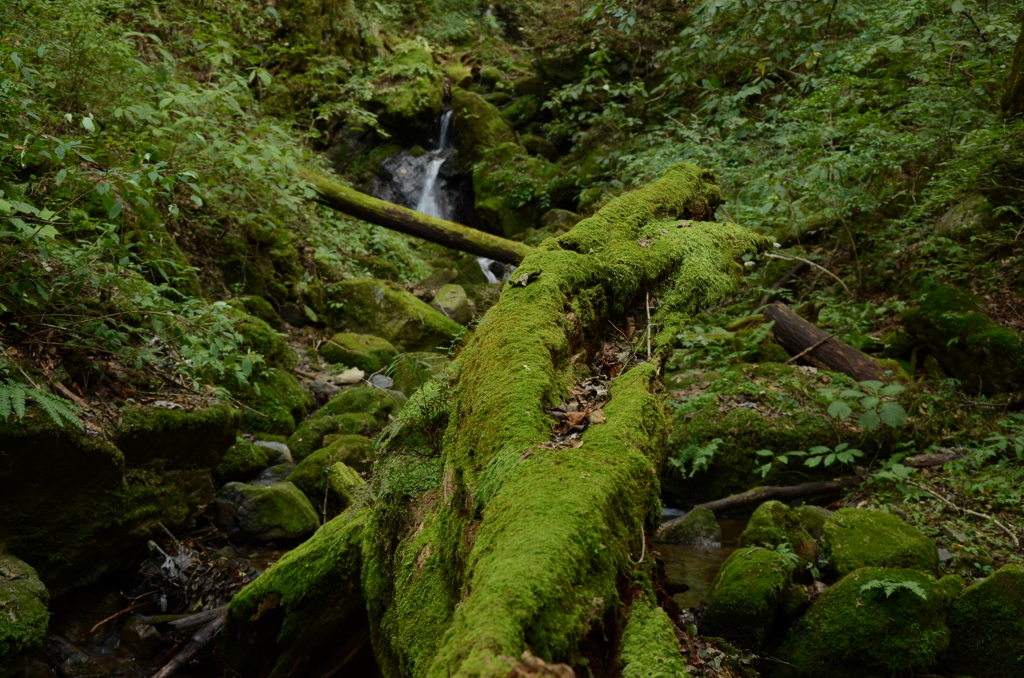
[907,481,1020,548]
[765,253,851,295]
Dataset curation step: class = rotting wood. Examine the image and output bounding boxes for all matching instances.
[764,302,888,382]
[298,167,535,264]
[149,611,225,678]
[656,476,863,540]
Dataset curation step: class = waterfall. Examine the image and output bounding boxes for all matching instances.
[374,110,513,283]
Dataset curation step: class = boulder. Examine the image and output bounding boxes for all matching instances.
[231,310,297,371]
[0,556,49,678]
[235,367,315,435]
[253,440,293,465]
[540,208,580,230]
[113,404,239,469]
[700,547,794,650]
[903,284,1024,394]
[289,446,366,511]
[119,615,162,659]
[740,501,817,567]
[450,88,516,170]
[286,413,378,461]
[775,567,962,677]
[304,435,375,476]
[823,508,939,577]
[388,352,448,397]
[252,463,296,486]
[372,41,444,141]
[500,94,539,129]
[314,386,406,421]
[657,506,721,546]
[795,505,831,539]
[328,463,365,508]
[945,564,1024,678]
[431,284,472,324]
[319,332,398,373]
[324,278,463,352]
[220,510,367,676]
[44,637,104,678]
[472,142,556,237]
[214,439,271,483]
[210,482,320,541]
[522,133,558,162]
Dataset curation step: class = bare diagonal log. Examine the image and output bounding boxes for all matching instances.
[298,167,535,264]
[221,164,770,678]
[764,302,888,382]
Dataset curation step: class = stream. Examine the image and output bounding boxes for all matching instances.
[660,518,748,611]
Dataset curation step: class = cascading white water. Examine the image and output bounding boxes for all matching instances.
[375,110,513,283]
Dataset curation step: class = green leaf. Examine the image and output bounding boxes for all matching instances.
[880,383,906,397]
[55,169,67,186]
[809,446,831,454]
[805,456,822,468]
[824,453,836,466]
[828,400,853,419]
[859,380,884,393]
[879,401,908,428]
[108,201,122,219]
[835,442,849,452]
[81,116,95,133]
[859,409,880,431]
[951,0,965,12]
[755,449,775,457]
[861,396,880,409]
[190,194,203,207]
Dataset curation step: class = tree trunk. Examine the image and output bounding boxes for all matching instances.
[764,302,889,382]
[221,164,770,678]
[1002,20,1024,120]
[298,168,535,265]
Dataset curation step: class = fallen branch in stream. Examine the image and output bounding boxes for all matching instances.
[149,610,225,678]
[656,476,864,540]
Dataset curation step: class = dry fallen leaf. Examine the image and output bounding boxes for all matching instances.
[589,409,606,424]
[565,410,588,426]
[637,237,654,247]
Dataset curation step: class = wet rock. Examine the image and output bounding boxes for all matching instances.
[319,332,398,373]
[304,378,341,403]
[0,556,49,678]
[945,564,1024,678]
[119,616,161,659]
[700,547,793,650]
[234,367,315,435]
[323,278,463,352]
[112,404,239,469]
[430,284,471,324]
[45,637,105,678]
[289,448,366,512]
[657,506,721,546]
[252,464,296,486]
[214,440,270,483]
[253,440,293,465]
[211,482,320,541]
[740,501,817,566]
[21,661,56,678]
[823,508,939,577]
[305,436,374,476]
[775,567,962,678]
[286,414,377,462]
[314,386,406,421]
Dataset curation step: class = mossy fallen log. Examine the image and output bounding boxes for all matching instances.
[298,167,535,264]
[222,163,770,677]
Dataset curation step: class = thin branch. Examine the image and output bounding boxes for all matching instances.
[764,252,851,295]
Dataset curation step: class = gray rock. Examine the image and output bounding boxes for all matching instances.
[0,556,49,677]
[45,637,104,678]
[431,284,472,325]
[306,379,341,403]
[370,374,394,390]
[251,463,296,486]
[119,616,162,659]
[210,482,320,541]
[253,440,293,464]
[657,506,722,547]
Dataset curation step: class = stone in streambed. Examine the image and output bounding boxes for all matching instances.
[823,508,939,577]
[211,482,319,541]
[214,439,270,483]
[286,413,377,461]
[319,332,398,373]
[945,564,1024,678]
[740,500,817,566]
[314,386,406,421]
[0,556,49,678]
[657,506,721,546]
[431,284,472,325]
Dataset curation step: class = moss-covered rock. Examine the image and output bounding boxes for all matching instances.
[113,404,240,469]
[314,386,406,421]
[431,283,472,325]
[945,564,1024,678]
[658,506,721,546]
[501,94,539,129]
[319,332,398,372]
[662,363,843,505]
[328,463,365,508]
[210,481,320,541]
[823,508,939,577]
[214,439,270,483]
[450,87,516,170]
[472,142,557,237]
[775,567,962,678]
[324,278,463,352]
[0,556,49,678]
[522,133,558,162]
[289,435,371,489]
[236,368,315,436]
[903,284,1024,394]
[373,41,444,141]
[619,597,689,678]
[700,547,794,650]
[227,295,282,329]
[795,505,830,539]
[740,501,816,566]
[231,311,297,371]
[286,413,377,462]
[220,509,367,676]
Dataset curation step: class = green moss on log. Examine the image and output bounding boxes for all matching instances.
[619,596,689,678]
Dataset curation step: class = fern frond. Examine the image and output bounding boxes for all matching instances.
[11,383,25,419]
[0,382,11,420]
[0,379,83,429]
